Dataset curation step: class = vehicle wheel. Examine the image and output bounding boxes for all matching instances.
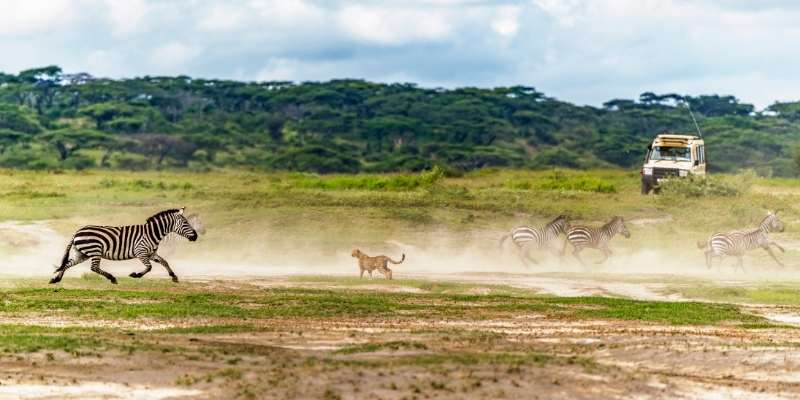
[641,181,650,195]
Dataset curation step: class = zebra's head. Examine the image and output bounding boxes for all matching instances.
[613,216,631,238]
[174,208,199,241]
[762,211,785,233]
[149,208,198,242]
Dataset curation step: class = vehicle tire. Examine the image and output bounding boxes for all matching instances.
[641,181,651,195]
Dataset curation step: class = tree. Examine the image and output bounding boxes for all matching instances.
[128,134,196,167]
[39,129,118,161]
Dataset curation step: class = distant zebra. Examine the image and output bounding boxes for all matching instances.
[562,216,630,265]
[697,211,785,271]
[49,208,199,285]
[499,215,569,266]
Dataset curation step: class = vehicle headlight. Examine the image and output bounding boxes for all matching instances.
[679,169,688,177]
[643,167,653,175]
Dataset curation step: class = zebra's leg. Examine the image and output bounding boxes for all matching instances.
[49,251,88,284]
[516,247,530,268]
[522,247,539,266]
[360,268,365,278]
[151,254,179,283]
[90,257,117,284]
[595,246,611,264]
[763,245,784,267]
[572,247,587,266]
[770,241,786,253]
[736,256,745,273]
[704,250,712,269]
[130,256,153,279]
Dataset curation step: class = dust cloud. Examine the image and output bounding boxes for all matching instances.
[3,217,800,298]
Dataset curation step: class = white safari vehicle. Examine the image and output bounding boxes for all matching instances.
[641,133,706,194]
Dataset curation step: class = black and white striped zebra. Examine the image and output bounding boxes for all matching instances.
[499,215,569,266]
[562,216,630,265]
[697,211,785,271]
[49,208,199,284]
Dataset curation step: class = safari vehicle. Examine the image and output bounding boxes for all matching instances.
[641,133,706,194]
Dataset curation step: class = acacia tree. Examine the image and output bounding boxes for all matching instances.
[128,134,196,167]
[39,129,118,162]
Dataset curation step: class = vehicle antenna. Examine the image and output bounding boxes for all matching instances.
[683,100,703,138]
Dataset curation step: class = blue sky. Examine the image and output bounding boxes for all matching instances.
[1,0,798,108]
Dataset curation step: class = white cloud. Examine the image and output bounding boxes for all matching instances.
[2,1,800,108]
[198,4,246,32]
[336,4,453,45]
[491,5,521,37]
[150,42,202,73]
[101,0,153,36]
[0,0,77,36]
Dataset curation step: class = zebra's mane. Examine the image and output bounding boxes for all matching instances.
[146,209,181,223]
[602,216,623,229]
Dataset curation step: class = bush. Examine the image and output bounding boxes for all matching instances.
[63,154,96,170]
[508,170,617,193]
[287,166,445,191]
[658,171,755,198]
[111,153,151,170]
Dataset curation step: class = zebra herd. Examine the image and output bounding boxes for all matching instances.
[502,211,786,271]
[44,207,788,285]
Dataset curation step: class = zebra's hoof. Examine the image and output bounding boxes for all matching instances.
[48,278,59,284]
[170,276,179,283]
[109,278,118,285]
[129,272,141,278]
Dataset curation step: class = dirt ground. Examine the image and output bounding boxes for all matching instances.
[0,274,797,400]
[2,219,800,398]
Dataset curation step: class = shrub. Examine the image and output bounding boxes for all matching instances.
[658,170,754,198]
[509,171,617,193]
[287,166,445,191]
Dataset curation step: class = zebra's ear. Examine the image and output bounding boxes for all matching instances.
[179,207,185,215]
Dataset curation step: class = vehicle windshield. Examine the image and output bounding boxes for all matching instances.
[649,146,691,162]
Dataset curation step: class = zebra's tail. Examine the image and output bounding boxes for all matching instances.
[696,240,708,250]
[56,239,73,272]
[498,233,511,249]
[389,254,405,264]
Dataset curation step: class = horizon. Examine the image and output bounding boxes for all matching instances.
[2,1,800,109]
[1,65,776,112]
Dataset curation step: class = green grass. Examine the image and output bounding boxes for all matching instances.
[672,285,800,305]
[0,280,772,328]
[336,341,428,354]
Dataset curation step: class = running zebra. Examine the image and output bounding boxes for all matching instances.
[562,216,630,265]
[697,211,785,271]
[49,208,199,285]
[499,215,569,266]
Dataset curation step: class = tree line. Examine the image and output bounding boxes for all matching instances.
[0,65,798,176]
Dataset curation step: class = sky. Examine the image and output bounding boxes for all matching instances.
[1,0,798,109]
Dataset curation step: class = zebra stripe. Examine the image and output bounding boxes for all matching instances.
[49,208,199,285]
[500,215,569,266]
[563,216,630,265]
[700,211,785,271]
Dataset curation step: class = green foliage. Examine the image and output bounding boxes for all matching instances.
[659,170,755,198]
[535,171,617,193]
[0,67,797,174]
[286,167,443,191]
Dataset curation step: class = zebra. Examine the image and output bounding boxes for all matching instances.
[49,208,199,285]
[697,211,785,271]
[499,215,569,266]
[562,216,630,265]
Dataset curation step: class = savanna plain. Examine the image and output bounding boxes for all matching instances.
[3,169,800,399]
